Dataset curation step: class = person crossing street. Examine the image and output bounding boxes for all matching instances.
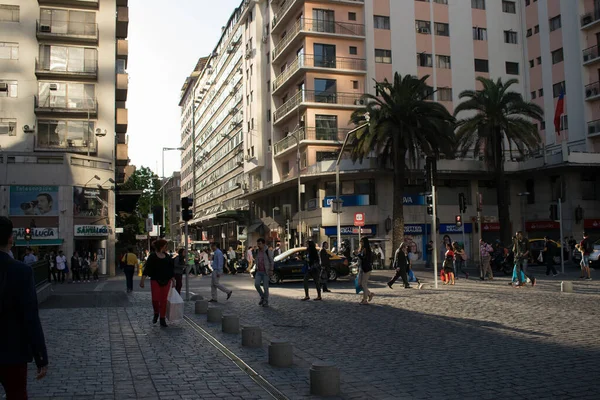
[254,238,274,307]
[209,242,232,303]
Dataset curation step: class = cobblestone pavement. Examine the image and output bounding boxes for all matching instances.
[3,264,599,399]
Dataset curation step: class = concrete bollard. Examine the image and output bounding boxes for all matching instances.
[222,315,240,334]
[190,294,204,301]
[242,326,262,348]
[561,281,573,293]
[194,300,209,314]
[268,339,293,367]
[310,361,340,397]
[207,307,223,323]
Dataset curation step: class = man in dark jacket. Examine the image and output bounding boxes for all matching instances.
[320,242,332,293]
[543,236,558,276]
[0,216,48,397]
[387,242,411,289]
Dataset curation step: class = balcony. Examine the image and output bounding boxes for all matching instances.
[273,127,351,157]
[272,18,366,62]
[116,73,128,101]
[116,7,129,38]
[588,119,600,137]
[273,54,367,94]
[37,0,99,9]
[35,58,98,80]
[583,45,600,66]
[581,9,600,30]
[272,0,365,33]
[34,136,97,154]
[117,39,128,64]
[34,96,97,117]
[116,143,129,166]
[585,81,600,101]
[273,90,364,124]
[36,20,98,44]
[116,107,128,134]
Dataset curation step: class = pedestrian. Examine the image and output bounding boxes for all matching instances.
[121,247,139,293]
[452,241,469,279]
[55,250,67,283]
[173,248,186,294]
[356,237,374,304]
[443,243,455,285]
[246,246,255,272]
[90,252,99,281]
[24,247,37,265]
[568,236,577,261]
[373,243,385,269]
[227,246,237,274]
[208,242,232,303]
[301,240,322,301]
[81,253,91,282]
[0,217,48,397]
[47,251,57,283]
[512,231,536,287]
[388,242,411,289]
[577,232,593,280]
[254,238,274,307]
[139,239,175,327]
[187,248,198,277]
[71,251,81,283]
[320,241,332,293]
[274,241,282,257]
[425,240,433,268]
[479,239,494,281]
[543,236,558,276]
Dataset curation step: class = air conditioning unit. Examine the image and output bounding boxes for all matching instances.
[212,51,218,58]
[206,69,214,75]
[583,15,593,25]
[40,25,51,33]
[584,54,591,62]
[418,27,430,34]
[49,83,58,91]
[206,81,213,86]
[243,182,249,191]
[0,83,8,92]
[229,108,238,115]
[237,160,244,167]
[245,49,252,59]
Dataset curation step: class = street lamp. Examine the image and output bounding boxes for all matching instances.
[162,147,184,230]
[287,127,303,247]
[272,206,279,225]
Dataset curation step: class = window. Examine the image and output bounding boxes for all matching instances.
[529,60,534,68]
[37,82,95,109]
[502,1,516,13]
[38,45,98,73]
[539,88,544,97]
[374,15,390,30]
[536,56,542,65]
[314,78,337,103]
[315,115,338,140]
[37,120,95,149]
[474,58,489,72]
[348,12,356,21]
[437,55,451,69]
[352,80,359,90]
[349,46,357,55]
[417,52,433,67]
[313,9,335,33]
[415,20,431,34]
[267,109,271,122]
[435,22,450,36]
[0,118,16,136]
[553,81,565,97]
[525,0,530,5]
[504,30,518,44]
[534,24,539,33]
[505,62,519,75]
[314,43,336,68]
[266,52,270,64]
[0,42,18,60]
[531,91,536,99]
[375,49,392,64]
[316,152,338,162]
[581,173,598,200]
[267,80,270,92]
[551,48,563,64]
[40,8,96,35]
[437,87,453,101]
[473,27,487,41]
[0,80,17,98]
[471,0,485,10]
[281,161,290,177]
[549,15,561,32]
[0,4,19,22]
[434,0,448,3]
[526,28,532,37]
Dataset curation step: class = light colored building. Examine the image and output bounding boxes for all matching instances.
[0,0,129,274]
[164,171,181,249]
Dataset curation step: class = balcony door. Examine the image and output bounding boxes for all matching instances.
[314,43,336,68]
[314,78,336,103]
[315,115,337,140]
[313,9,334,33]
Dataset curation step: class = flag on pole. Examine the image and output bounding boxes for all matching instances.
[553,88,565,135]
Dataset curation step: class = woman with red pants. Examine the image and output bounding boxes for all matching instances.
[139,239,175,327]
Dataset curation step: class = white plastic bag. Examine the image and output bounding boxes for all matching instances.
[537,252,544,263]
[166,287,184,324]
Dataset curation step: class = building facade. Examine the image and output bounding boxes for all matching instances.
[182,0,600,262]
[0,0,129,274]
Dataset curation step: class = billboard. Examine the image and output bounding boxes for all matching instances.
[73,187,108,217]
[9,186,59,216]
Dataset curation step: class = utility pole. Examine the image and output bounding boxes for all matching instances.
[426,157,439,289]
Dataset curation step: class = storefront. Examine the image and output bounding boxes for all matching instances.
[439,223,473,260]
[404,224,431,263]
[324,224,377,252]
[481,222,500,244]
[74,225,108,274]
[525,221,561,241]
[12,227,63,260]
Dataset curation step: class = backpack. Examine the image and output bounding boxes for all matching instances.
[584,239,594,254]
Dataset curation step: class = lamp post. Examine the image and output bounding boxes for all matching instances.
[272,206,279,223]
[162,147,184,233]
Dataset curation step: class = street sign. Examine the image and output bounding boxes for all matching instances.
[145,218,153,232]
[135,234,147,240]
[354,212,365,227]
[115,227,124,233]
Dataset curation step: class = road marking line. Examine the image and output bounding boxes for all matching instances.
[93,281,107,292]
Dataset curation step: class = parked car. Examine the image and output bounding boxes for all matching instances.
[251,247,349,284]
[528,238,567,265]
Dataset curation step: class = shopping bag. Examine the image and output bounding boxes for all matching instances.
[166,287,184,323]
[537,252,544,263]
[354,275,363,294]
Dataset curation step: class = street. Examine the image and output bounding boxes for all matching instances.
[7,264,600,400]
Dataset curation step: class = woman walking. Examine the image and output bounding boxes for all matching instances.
[443,243,455,285]
[301,240,322,301]
[452,242,469,280]
[357,237,374,304]
[140,239,175,327]
[174,248,186,294]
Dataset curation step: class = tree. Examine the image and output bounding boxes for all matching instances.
[454,77,543,245]
[350,73,456,254]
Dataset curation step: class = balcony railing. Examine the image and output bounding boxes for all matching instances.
[583,44,600,64]
[273,54,367,91]
[273,127,352,155]
[274,90,364,122]
[581,8,600,28]
[585,81,600,100]
[34,96,97,115]
[37,0,99,9]
[272,0,365,30]
[588,119,600,136]
[35,58,98,78]
[35,136,97,153]
[273,18,366,60]
[273,128,306,155]
[36,20,99,43]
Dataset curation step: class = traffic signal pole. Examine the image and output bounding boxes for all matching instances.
[432,183,439,289]
[184,219,189,302]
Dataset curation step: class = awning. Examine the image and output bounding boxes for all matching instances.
[15,239,63,247]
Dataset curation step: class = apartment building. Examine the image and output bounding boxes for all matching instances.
[0,0,129,275]
[182,0,600,262]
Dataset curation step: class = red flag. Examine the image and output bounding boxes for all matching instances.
[553,89,565,136]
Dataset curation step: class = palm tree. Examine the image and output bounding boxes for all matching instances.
[350,73,456,254]
[454,77,543,246]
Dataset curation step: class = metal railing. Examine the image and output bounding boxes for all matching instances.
[32,260,49,287]
[581,8,600,27]
[588,119,600,135]
[585,81,600,99]
[272,0,365,29]
[35,136,98,152]
[273,18,365,59]
[274,90,364,122]
[273,54,367,91]
[36,20,99,41]
[273,128,305,155]
[35,58,98,75]
[34,95,97,113]
[273,127,352,155]
[583,44,600,63]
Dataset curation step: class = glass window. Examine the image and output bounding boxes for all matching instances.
[504,30,518,44]
[417,53,433,67]
[325,182,336,196]
[471,0,485,10]
[437,55,451,69]
[374,15,390,30]
[37,120,94,150]
[349,46,357,55]
[437,88,453,101]
[435,22,449,37]
[549,15,561,32]
[474,58,489,72]
[342,181,354,195]
[0,42,18,60]
[505,61,519,75]
[551,48,563,64]
[375,49,392,64]
[553,81,565,97]
[355,180,370,194]
[314,79,337,103]
[313,43,336,68]
[502,1,516,13]
[0,4,19,22]
[348,12,356,21]
[0,80,17,98]
[316,152,338,162]
[38,45,97,73]
[315,115,337,140]
[473,27,487,41]
[415,20,431,34]
[312,9,335,33]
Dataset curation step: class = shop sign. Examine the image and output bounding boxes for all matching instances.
[74,225,109,237]
[525,221,560,231]
[584,219,600,229]
[440,223,473,234]
[323,195,369,208]
[307,198,318,211]
[13,227,58,240]
[404,224,429,234]
[402,194,425,206]
[481,222,500,232]
[323,225,376,236]
[73,187,108,217]
[9,185,59,216]
[135,234,148,240]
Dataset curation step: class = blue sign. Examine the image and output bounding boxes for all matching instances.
[402,194,425,206]
[323,195,370,208]
[404,224,431,234]
[324,225,377,236]
[439,223,473,234]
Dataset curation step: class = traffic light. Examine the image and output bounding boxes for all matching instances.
[455,215,462,228]
[458,193,467,214]
[24,227,32,241]
[159,226,166,238]
[426,195,433,215]
[152,205,164,226]
[181,196,193,222]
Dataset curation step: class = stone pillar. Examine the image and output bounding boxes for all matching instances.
[310,361,340,397]
[242,326,262,347]
[222,315,240,334]
[268,340,293,367]
[207,307,222,323]
[561,281,573,293]
[194,300,208,314]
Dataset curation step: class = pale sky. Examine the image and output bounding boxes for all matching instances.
[128,0,242,178]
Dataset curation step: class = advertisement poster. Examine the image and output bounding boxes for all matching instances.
[10,186,59,216]
[73,187,108,217]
